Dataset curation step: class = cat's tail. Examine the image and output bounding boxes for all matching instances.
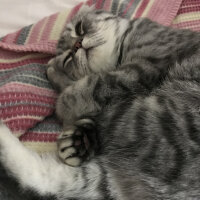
[0,122,102,199]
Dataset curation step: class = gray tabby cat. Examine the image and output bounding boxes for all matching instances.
[0,5,200,200]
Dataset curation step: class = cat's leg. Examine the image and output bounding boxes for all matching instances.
[56,71,146,166]
[0,122,102,199]
[55,59,172,167]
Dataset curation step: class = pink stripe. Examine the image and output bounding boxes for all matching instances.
[122,0,136,16]
[86,0,93,6]
[173,24,200,32]
[14,29,23,43]
[5,118,38,126]
[147,0,182,26]
[20,132,58,142]
[0,93,56,104]
[40,13,58,41]
[178,5,200,14]
[3,31,20,44]
[182,0,200,6]
[0,40,57,54]
[0,105,53,118]
[0,50,28,59]
[0,84,57,97]
[96,0,104,9]
[172,19,200,30]
[103,0,112,10]
[66,2,84,23]
[1,35,8,43]
[27,18,46,44]
[187,26,200,31]
[134,0,150,18]
[4,119,40,133]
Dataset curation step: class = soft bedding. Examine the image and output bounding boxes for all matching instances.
[0,0,86,37]
[0,0,200,154]
[0,0,200,199]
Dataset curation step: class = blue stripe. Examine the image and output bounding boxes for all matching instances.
[111,0,120,15]
[125,0,141,18]
[16,25,33,45]
[0,63,53,89]
[29,116,61,133]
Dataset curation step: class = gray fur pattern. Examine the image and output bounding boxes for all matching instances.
[0,6,200,200]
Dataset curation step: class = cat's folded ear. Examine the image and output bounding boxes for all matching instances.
[77,4,95,15]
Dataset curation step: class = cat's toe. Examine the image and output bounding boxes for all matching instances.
[64,157,82,167]
[57,129,89,167]
[62,50,73,68]
[57,119,98,167]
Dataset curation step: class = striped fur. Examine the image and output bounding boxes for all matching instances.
[1,8,200,200]
[49,8,200,199]
[0,0,198,154]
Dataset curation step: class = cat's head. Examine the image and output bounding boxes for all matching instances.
[51,6,129,81]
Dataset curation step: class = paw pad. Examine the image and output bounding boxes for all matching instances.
[57,119,98,167]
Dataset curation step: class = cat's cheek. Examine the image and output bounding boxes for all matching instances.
[82,37,93,49]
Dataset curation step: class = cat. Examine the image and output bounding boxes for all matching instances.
[0,5,200,200]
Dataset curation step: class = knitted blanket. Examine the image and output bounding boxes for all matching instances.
[0,0,199,153]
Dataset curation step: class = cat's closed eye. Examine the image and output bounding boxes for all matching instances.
[75,21,84,36]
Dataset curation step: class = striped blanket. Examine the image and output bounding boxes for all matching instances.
[0,0,199,153]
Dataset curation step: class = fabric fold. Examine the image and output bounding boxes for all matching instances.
[0,0,187,153]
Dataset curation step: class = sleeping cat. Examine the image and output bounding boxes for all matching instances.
[0,5,200,200]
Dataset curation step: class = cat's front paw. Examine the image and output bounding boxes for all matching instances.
[46,50,74,92]
[47,50,73,71]
[57,119,99,167]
